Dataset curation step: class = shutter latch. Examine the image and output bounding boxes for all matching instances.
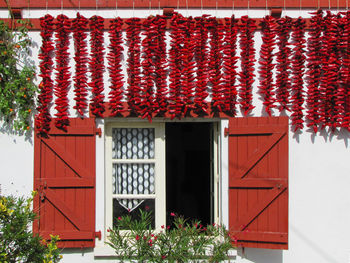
[224,127,229,137]
[95,128,102,137]
[95,231,102,240]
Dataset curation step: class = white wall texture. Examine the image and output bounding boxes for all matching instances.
[0,8,350,263]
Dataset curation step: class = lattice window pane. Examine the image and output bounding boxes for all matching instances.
[112,128,155,159]
[113,163,155,195]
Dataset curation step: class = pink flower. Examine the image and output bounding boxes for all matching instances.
[162,255,166,259]
[151,234,154,237]
[149,243,153,247]
[167,225,170,230]
[178,224,182,228]
[136,235,140,241]
[170,212,175,217]
[161,225,165,229]
[145,205,149,211]
[154,236,158,240]
[107,229,110,232]
[118,217,121,220]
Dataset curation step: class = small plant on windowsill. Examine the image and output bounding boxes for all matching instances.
[106,210,235,262]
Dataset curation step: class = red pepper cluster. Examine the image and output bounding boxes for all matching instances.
[36,14,55,134]
[320,11,338,129]
[108,17,124,117]
[89,16,105,117]
[168,13,184,119]
[54,14,71,130]
[153,15,168,116]
[222,15,238,115]
[259,15,276,116]
[72,13,89,117]
[306,10,323,133]
[194,15,209,114]
[126,18,142,114]
[239,16,256,115]
[290,18,306,132]
[276,17,292,112]
[208,17,224,112]
[342,11,350,130]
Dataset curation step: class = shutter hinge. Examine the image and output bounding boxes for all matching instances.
[224,127,229,137]
[95,231,102,240]
[95,128,102,137]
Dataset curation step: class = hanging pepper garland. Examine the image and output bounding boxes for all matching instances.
[258,15,276,116]
[208,17,225,113]
[168,13,184,119]
[181,16,196,115]
[222,15,238,115]
[306,10,323,133]
[54,14,71,130]
[153,15,168,116]
[72,13,89,117]
[342,11,350,130]
[36,14,55,134]
[239,16,256,115]
[276,16,292,112]
[126,17,142,114]
[335,13,347,129]
[290,17,306,132]
[140,16,157,121]
[108,17,124,117]
[193,15,209,115]
[320,11,338,129]
[89,15,105,117]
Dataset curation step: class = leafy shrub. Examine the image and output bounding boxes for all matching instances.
[0,192,62,263]
[106,210,235,262]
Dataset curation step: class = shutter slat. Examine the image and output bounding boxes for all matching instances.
[228,117,288,249]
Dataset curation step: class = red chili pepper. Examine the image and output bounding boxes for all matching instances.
[290,17,306,132]
[258,15,276,116]
[342,11,350,131]
[108,17,124,117]
[306,10,323,133]
[222,15,239,115]
[239,16,256,115]
[72,13,89,117]
[89,15,105,117]
[35,14,55,134]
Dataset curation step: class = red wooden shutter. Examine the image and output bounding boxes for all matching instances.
[227,117,288,249]
[33,118,99,248]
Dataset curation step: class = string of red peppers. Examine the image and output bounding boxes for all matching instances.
[126,17,142,114]
[140,16,157,121]
[276,16,292,112]
[108,17,124,117]
[181,16,196,115]
[258,15,276,116]
[336,13,348,129]
[89,15,105,117]
[208,17,224,113]
[153,15,168,116]
[194,15,209,115]
[54,15,71,130]
[36,14,55,134]
[222,15,238,115]
[239,16,256,115]
[290,18,306,132]
[320,11,338,129]
[306,10,323,133]
[72,13,89,117]
[169,13,184,119]
[342,11,350,130]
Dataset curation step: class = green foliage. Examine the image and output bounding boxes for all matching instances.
[106,210,235,262]
[0,19,37,133]
[0,192,62,263]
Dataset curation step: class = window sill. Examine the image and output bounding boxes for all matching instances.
[94,245,237,259]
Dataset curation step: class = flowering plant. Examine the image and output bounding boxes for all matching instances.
[0,19,36,132]
[106,210,235,262]
[0,192,62,262]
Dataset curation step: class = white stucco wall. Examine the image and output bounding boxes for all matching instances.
[1,8,350,263]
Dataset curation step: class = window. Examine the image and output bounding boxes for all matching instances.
[105,121,219,232]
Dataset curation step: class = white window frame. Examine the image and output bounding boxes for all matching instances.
[105,122,166,234]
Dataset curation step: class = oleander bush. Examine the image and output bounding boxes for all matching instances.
[106,210,235,262]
